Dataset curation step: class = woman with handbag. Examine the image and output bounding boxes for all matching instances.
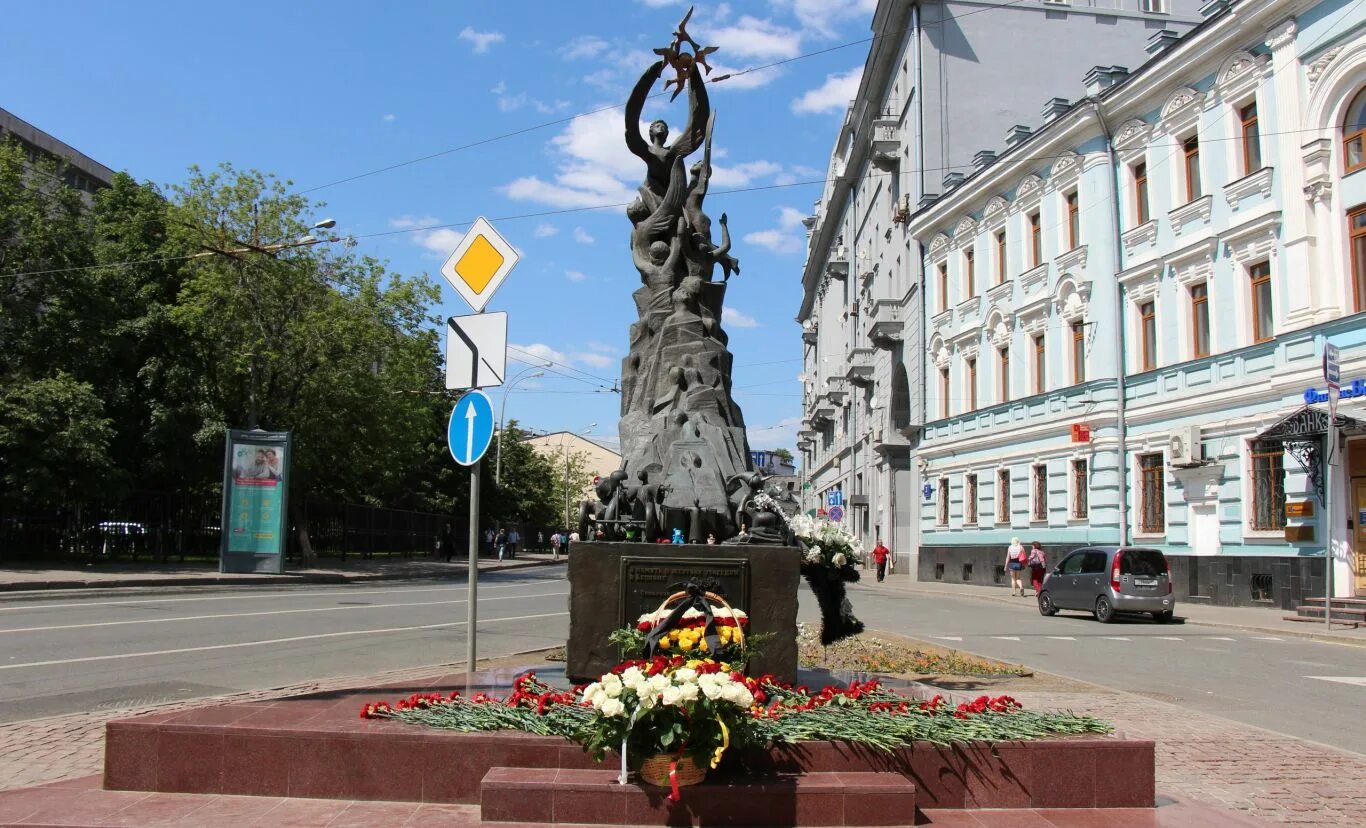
[1005,537,1027,596]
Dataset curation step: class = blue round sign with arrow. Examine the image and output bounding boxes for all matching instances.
[447,390,495,466]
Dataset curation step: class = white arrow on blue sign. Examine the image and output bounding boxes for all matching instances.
[447,390,495,466]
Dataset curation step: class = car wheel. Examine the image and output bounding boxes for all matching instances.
[1094,596,1115,624]
[1152,610,1173,624]
[1038,591,1058,617]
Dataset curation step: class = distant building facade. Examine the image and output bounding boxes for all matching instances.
[911,0,1366,608]
[796,0,1204,572]
[1,106,114,196]
[751,450,797,476]
[523,432,623,522]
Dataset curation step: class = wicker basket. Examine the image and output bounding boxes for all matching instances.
[649,589,746,653]
[639,753,706,788]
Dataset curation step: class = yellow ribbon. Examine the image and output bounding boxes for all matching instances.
[711,715,730,769]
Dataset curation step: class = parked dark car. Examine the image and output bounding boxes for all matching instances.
[1037,546,1174,623]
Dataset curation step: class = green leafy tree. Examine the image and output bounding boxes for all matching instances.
[0,374,115,520]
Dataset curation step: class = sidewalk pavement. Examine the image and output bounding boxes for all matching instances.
[0,550,565,593]
[870,575,1366,647]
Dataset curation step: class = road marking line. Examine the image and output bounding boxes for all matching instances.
[932,636,963,642]
[1157,637,1184,641]
[1046,636,1076,641]
[992,636,1021,641]
[1305,676,1366,687]
[0,577,562,613]
[1208,637,1237,641]
[1101,637,1131,641]
[0,611,569,671]
[0,592,569,635]
[1252,636,1283,641]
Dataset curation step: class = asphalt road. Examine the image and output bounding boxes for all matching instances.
[3,564,1365,756]
[843,579,1366,755]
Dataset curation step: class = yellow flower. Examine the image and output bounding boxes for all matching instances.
[658,637,671,650]
[699,639,709,651]
[679,639,694,651]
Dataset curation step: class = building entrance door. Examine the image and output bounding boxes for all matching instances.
[1354,481,1366,593]
[1189,503,1220,556]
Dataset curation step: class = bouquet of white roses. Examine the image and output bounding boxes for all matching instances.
[787,513,864,570]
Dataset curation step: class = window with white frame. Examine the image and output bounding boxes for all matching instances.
[998,346,1010,404]
[996,468,1011,525]
[1249,261,1273,343]
[1139,299,1157,371]
[1190,282,1211,358]
[1239,102,1262,174]
[965,473,978,524]
[937,477,950,525]
[939,366,951,418]
[1070,458,1089,519]
[1181,134,1202,202]
[1031,464,1048,522]
[1132,162,1150,225]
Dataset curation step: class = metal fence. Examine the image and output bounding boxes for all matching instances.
[0,490,451,565]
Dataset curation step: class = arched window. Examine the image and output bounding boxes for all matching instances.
[1346,86,1366,174]
[890,363,911,431]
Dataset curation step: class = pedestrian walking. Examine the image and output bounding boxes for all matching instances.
[550,531,561,561]
[537,530,545,551]
[441,521,458,563]
[1027,541,1047,595]
[568,530,579,555]
[872,540,891,583]
[495,528,508,561]
[483,528,494,557]
[508,528,520,559]
[1005,536,1027,596]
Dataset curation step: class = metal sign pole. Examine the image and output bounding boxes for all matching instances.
[467,458,481,679]
[1326,417,1335,629]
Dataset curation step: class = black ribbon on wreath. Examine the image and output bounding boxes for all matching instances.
[644,579,724,659]
[798,543,865,646]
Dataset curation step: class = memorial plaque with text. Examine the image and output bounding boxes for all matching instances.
[619,557,749,626]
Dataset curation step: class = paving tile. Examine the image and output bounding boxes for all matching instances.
[250,797,351,827]
[100,791,218,826]
[323,800,419,827]
[402,803,482,827]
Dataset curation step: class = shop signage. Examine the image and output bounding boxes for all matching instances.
[1304,380,1366,405]
[1071,423,1091,443]
[1285,525,1316,543]
[220,429,291,574]
[1285,501,1315,518]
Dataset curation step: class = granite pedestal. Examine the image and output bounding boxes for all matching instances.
[566,541,799,683]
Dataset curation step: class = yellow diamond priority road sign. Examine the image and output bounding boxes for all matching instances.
[440,216,519,313]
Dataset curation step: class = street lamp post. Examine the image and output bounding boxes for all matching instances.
[494,362,550,486]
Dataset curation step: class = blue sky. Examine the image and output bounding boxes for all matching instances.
[1,0,877,454]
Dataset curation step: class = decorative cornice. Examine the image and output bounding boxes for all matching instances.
[1054,243,1089,275]
[1122,219,1160,258]
[1113,118,1153,155]
[1011,175,1044,212]
[1221,210,1281,265]
[1264,17,1297,52]
[1305,180,1333,206]
[1168,237,1218,286]
[1054,277,1092,321]
[1168,194,1213,238]
[1156,86,1204,136]
[931,307,955,337]
[983,196,1010,228]
[1212,50,1268,103]
[1044,152,1082,192]
[928,232,952,261]
[1018,298,1049,335]
[952,216,978,242]
[1308,47,1344,89]
[956,294,983,327]
[1224,166,1274,211]
[1019,262,1049,297]
[986,312,1014,349]
[1118,259,1163,302]
[986,278,1014,306]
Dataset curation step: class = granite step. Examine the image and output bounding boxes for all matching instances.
[479,767,916,826]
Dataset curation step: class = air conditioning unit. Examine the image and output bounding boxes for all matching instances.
[1169,425,1203,467]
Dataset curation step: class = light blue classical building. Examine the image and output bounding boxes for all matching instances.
[911,0,1366,607]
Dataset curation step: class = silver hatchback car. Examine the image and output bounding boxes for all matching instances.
[1037,546,1175,623]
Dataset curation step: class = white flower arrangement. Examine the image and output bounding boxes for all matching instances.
[788,515,863,569]
[580,664,755,717]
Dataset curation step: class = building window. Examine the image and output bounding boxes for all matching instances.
[1250,261,1273,343]
[1033,334,1046,394]
[966,473,978,524]
[1071,321,1086,384]
[1066,191,1080,250]
[1138,453,1165,534]
[1191,282,1211,358]
[1182,135,1202,201]
[997,468,1011,524]
[1071,458,1089,519]
[1345,86,1366,174]
[1032,464,1047,522]
[937,477,950,526]
[964,249,976,299]
[1139,300,1157,371]
[1029,212,1042,266]
[938,262,949,312]
[1133,162,1150,225]
[1351,206,1366,312]
[965,357,978,410]
[995,230,1007,284]
[1140,0,1165,12]
[998,346,1010,403]
[1250,440,1286,531]
[1240,102,1261,173]
[939,366,951,418]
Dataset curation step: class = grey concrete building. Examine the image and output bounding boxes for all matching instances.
[1,106,114,196]
[796,0,1203,573]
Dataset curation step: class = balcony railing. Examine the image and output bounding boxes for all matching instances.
[871,118,901,167]
[869,300,903,346]
[827,245,850,278]
[846,347,876,386]
[825,376,851,403]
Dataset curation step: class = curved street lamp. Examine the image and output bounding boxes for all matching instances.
[494,362,551,485]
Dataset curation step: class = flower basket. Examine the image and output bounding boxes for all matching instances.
[648,587,746,653]
[639,753,707,788]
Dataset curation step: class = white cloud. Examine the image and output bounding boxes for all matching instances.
[573,226,596,245]
[743,206,807,255]
[774,164,823,186]
[707,62,783,91]
[710,159,782,188]
[573,351,615,368]
[710,16,801,59]
[586,341,618,354]
[510,342,569,366]
[565,269,588,282]
[791,67,863,115]
[722,307,760,328]
[534,223,559,238]
[459,26,505,54]
[565,36,610,60]
[746,416,802,452]
[382,113,396,122]
[389,216,465,255]
[772,0,877,39]
[636,0,682,6]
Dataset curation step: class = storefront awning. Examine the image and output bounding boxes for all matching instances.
[1254,405,1366,443]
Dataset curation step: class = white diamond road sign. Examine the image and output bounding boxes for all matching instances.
[439,217,519,313]
[445,312,507,390]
